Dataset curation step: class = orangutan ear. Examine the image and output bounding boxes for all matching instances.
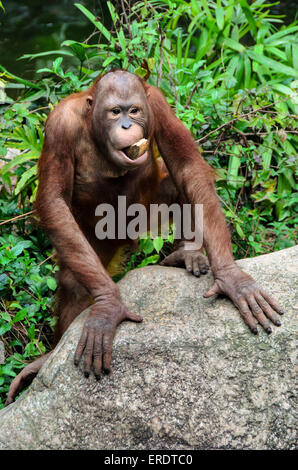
[86,95,93,107]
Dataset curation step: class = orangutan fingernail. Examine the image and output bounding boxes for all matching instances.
[252,328,258,335]
[195,271,200,277]
[266,327,272,334]
[84,371,90,378]
[275,320,281,326]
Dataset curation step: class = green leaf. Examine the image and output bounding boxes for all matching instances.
[52,57,63,74]
[0,324,11,336]
[244,54,251,88]
[107,1,119,23]
[200,0,213,22]
[0,311,11,322]
[46,277,57,291]
[238,0,257,36]
[1,363,16,377]
[10,240,32,257]
[117,28,127,54]
[0,274,9,288]
[247,51,298,78]
[134,67,148,78]
[75,3,112,42]
[227,146,242,188]
[215,7,225,31]
[27,325,35,341]
[264,26,298,45]
[137,254,160,268]
[235,222,245,239]
[15,165,38,195]
[272,83,295,97]
[222,38,245,53]
[292,44,298,71]
[102,55,116,67]
[0,153,38,176]
[139,237,154,255]
[12,308,28,324]
[61,41,86,62]
[153,237,164,253]
[19,50,73,61]
[0,65,41,90]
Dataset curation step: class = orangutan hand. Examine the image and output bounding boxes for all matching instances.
[204,264,284,334]
[74,296,142,379]
[160,245,209,277]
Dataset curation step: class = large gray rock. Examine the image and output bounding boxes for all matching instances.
[0,246,297,450]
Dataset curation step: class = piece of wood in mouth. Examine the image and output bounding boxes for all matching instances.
[125,138,148,160]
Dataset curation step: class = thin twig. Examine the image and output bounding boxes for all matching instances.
[0,210,36,226]
[83,29,100,45]
[28,106,50,115]
[185,82,200,108]
[120,0,132,39]
[38,254,55,267]
[195,101,290,144]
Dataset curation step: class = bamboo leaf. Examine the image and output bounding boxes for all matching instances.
[19,50,73,61]
[15,165,37,195]
[107,1,119,23]
[222,38,245,53]
[247,51,298,78]
[0,153,38,176]
[264,26,298,44]
[244,54,251,88]
[216,7,225,31]
[75,3,111,42]
[238,0,257,36]
[102,56,117,68]
[0,65,41,90]
[200,0,213,22]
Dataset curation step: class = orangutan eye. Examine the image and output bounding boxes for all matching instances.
[112,108,121,115]
[130,108,139,114]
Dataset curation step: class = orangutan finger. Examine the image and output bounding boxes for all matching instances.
[237,298,258,334]
[103,332,114,373]
[192,258,201,277]
[93,334,102,380]
[255,293,281,326]
[74,328,88,366]
[185,253,193,273]
[247,295,272,334]
[260,290,284,315]
[83,333,95,378]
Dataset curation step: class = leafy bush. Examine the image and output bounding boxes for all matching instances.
[0,0,297,406]
[0,226,56,406]
[1,0,297,253]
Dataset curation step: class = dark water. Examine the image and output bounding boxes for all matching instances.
[0,0,297,82]
[0,0,110,81]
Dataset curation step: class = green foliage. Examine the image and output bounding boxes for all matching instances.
[0,0,297,405]
[113,227,175,282]
[0,230,56,408]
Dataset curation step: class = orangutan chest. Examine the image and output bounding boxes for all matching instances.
[74,140,104,184]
